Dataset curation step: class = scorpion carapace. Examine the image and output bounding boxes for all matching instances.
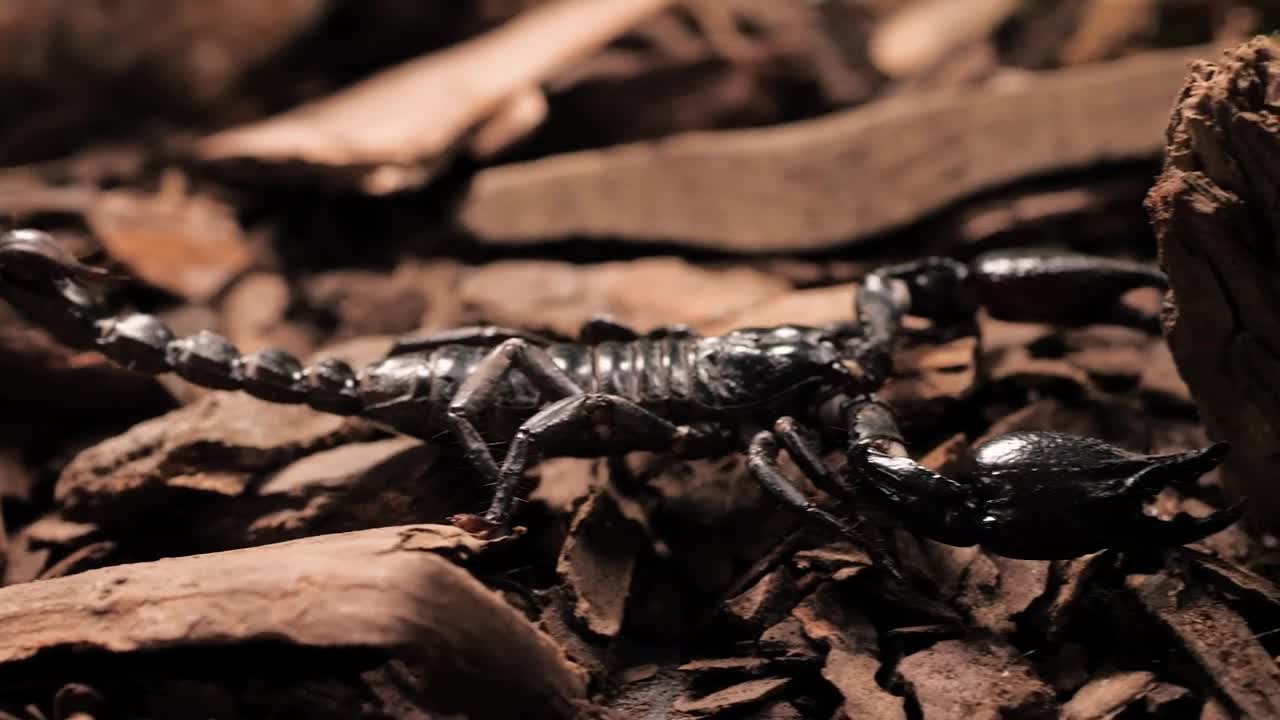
[0,229,1244,564]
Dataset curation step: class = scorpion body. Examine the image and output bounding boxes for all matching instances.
[0,229,1245,564]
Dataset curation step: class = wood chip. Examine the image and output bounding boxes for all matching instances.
[556,485,649,638]
[793,584,905,720]
[459,44,1219,252]
[1062,671,1156,720]
[1146,36,1280,528]
[0,524,586,718]
[197,0,680,193]
[672,677,791,717]
[1126,566,1280,718]
[868,0,1019,78]
[455,257,790,337]
[894,636,1056,719]
[86,173,252,302]
[54,391,370,521]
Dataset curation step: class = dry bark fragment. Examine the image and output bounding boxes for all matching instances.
[955,553,1051,635]
[1028,551,1109,641]
[894,636,1057,720]
[1062,671,1157,720]
[0,524,584,719]
[53,337,394,522]
[792,584,905,720]
[672,677,791,717]
[2,515,97,586]
[1146,36,1280,527]
[54,390,371,521]
[85,173,252,302]
[723,566,802,630]
[556,485,649,638]
[455,257,790,338]
[1126,566,1280,719]
[868,0,1018,78]
[197,0,680,193]
[228,437,467,549]
[459,44,1217,252]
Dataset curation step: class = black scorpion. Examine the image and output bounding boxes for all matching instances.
[0,229,1244,564]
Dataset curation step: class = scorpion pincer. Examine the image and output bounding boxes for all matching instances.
[0,229,1243,567]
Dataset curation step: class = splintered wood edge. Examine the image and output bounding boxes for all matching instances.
[458,43,1223,252]
[195,0,679,188]
[0,524,586,713]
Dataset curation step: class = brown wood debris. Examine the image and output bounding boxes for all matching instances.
[0,524,584,719]
[1146,35,1280,529]
[459,43,1218,252]
[196,0,680,194]
[1127,561,1280,718]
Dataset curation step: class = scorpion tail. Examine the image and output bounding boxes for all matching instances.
[0,229,112,348]
[0,229,363,415]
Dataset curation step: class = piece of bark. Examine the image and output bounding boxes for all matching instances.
[0,524,584,719]
[197,0,679,193]
[942,178,1152,250]
[1182,548,1280,611]
[459,44,1218,252]
[723,566,803,630]
[3,515,98,586]
[1126,565,1280,718]
[85,172,252,302]
[53,337,393,522]
[894,636,1057,720]
[54,390,372,522]
[677,657,806,681]
[1146,36,1280,527]
[790,544,871,583]
[1062,671,1157,720]
[758,617,819,660]
[879,335,978,428]
[1028,551,1110,641]
[220,272,315,357]
[954,553,1051,635]
[672,677,791,717]
[603,666,692,718]
[0,0,328,107]
[793,584,905,720]
[556,485,650,638]
[454,257,790,338]
[227,437,472,549]
[34,540,117,581]
[0,325,173,417]
[868,0,1018,78]
[1058,0,1159,66]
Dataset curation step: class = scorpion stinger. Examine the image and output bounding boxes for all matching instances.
[0,229,1243,564]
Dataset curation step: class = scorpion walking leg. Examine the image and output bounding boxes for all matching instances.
[748,409,907,579]
[747,429,865,544]
[486,394,716,527]
[444,338,583,527]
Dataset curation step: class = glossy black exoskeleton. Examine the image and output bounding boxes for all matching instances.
[0,229,1243,564]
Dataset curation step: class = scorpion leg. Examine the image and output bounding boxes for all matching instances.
[390,326,556,355]
[444,338,583,532]
[485,394,719,527]
[746,428,865,544]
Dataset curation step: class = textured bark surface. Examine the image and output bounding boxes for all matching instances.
[1146,36,1280,528]
[0,524,586,719]
[460,43,1217,252]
